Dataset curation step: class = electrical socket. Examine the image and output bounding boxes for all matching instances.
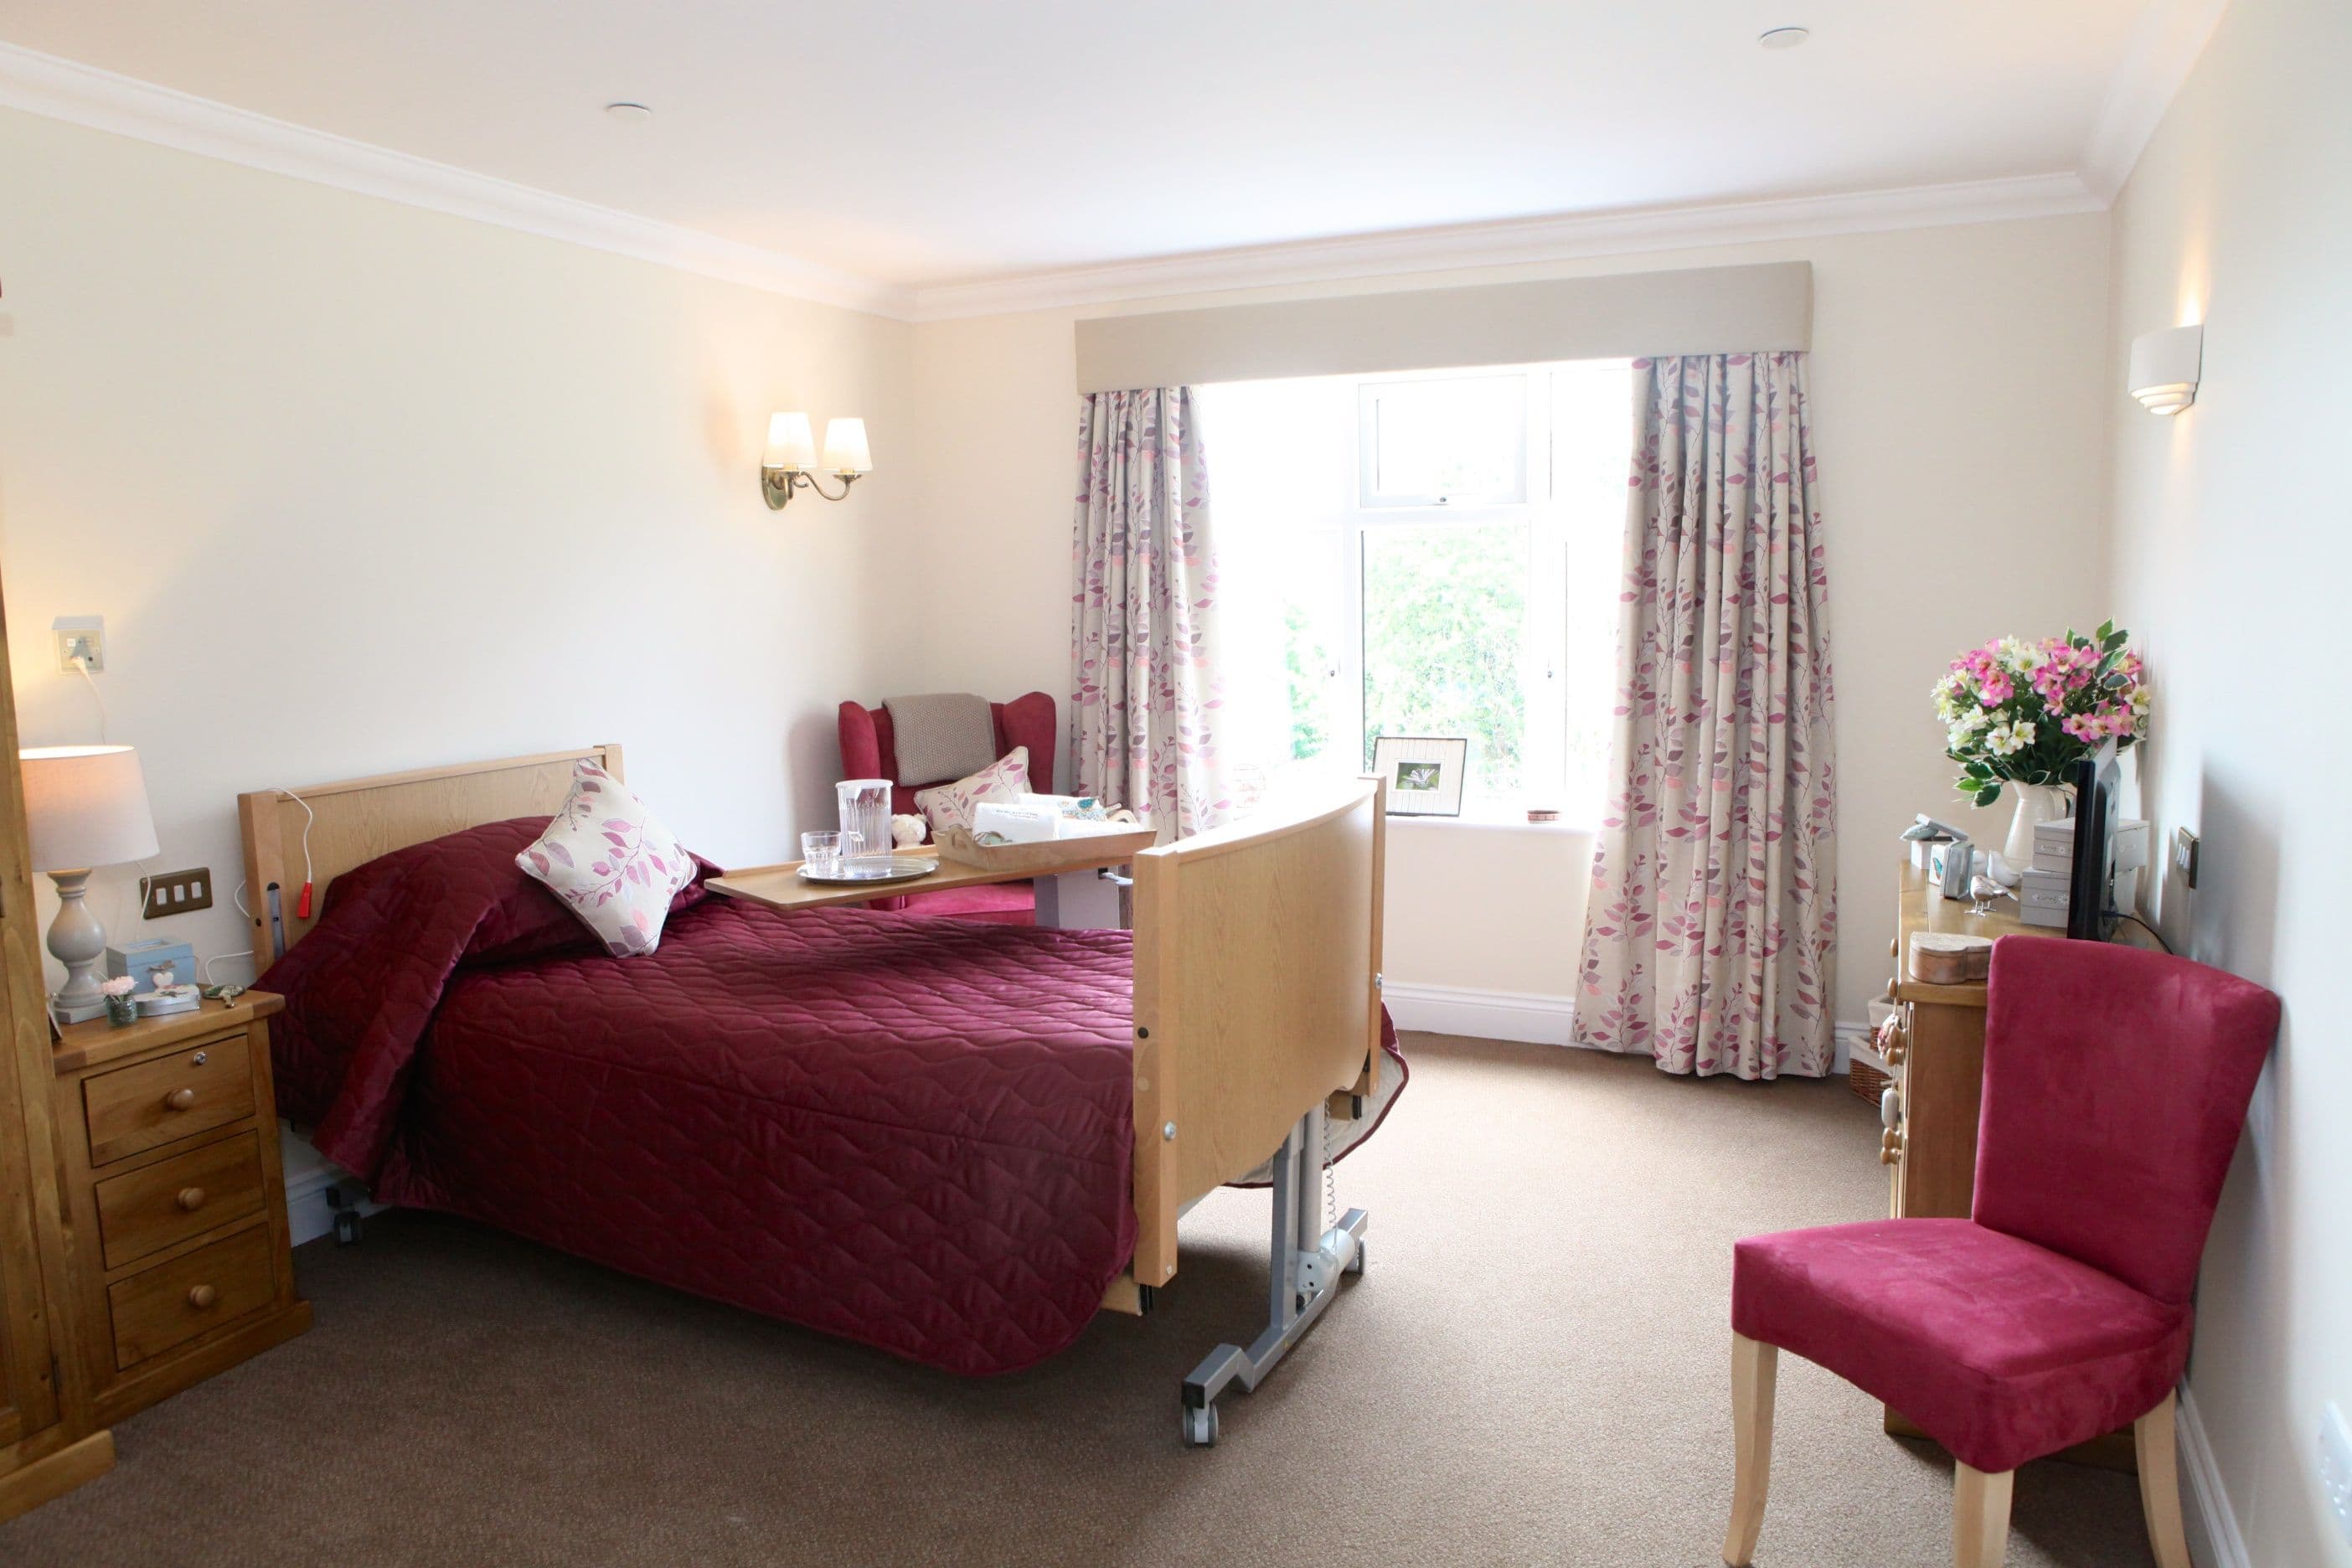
[2322,1401,2352,1546]
[2173,827,2200,889]
[141,868,214,919]
[51,615,104,673]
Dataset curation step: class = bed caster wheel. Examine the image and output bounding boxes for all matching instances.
[1346,1240,1366,1277]
[1181,1404,1219,1447]
[325,1183,366,1246]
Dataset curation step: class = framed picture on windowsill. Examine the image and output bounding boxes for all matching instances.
[1371,736,1469,817]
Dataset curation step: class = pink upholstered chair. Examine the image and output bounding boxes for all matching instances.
[1723,936,2279,1568]
[835,691,1056,926]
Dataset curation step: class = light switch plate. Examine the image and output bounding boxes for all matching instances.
[141,868,214,918]
[2322,1401,2352,1545]
[2173,827,2200,889]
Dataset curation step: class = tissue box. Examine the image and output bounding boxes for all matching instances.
[972,801,1063,843]
[1011,792,1107,821]
[106,937,198,994]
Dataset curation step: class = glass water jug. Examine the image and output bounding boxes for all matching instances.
[835,779,892,869]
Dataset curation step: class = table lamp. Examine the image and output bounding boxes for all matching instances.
[20,745,161,1023]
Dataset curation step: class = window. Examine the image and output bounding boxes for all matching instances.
[1359,374,1527,507]
[1204,359,1632,822]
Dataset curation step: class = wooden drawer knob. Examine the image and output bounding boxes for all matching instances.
[1880,1129,1905,1166]
[187,1283,219,1310]
[176,1186,208,1212]
[164,1087,198,1112]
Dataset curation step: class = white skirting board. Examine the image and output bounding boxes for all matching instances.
[1379,980,1579,1045]
[1381,981,1860,1073]
[279,1124,382,1246]
[2178,1381,2251,1568]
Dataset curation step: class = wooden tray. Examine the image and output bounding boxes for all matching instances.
[933,823,1157,873]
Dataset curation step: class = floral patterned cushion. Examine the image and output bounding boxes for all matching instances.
[516,761,696,957]
[913,747,1030,835]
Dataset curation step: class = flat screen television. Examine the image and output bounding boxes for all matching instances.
[2066,739,2122,941]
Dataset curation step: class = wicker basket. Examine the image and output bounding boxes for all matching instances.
[1849,1058,1891,1105]
[1847,990,1900,1105]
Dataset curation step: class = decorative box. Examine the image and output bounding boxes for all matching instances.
[2018,869,2071,928]
[1908,932,1994,985]
[2030,818,2076,875]
[105,937,197,995]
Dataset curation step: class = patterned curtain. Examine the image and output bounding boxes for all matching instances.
[1070,387,1231,838]
[1571,353,1839,1079]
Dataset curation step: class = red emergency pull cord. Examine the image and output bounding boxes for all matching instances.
[297,880,314,919]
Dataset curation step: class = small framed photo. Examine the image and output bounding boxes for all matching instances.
[1371,736,1469,817]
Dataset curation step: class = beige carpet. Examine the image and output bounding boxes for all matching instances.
[2,1035,2160,1567]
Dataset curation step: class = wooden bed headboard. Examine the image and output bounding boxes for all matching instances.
[236,745,622,964]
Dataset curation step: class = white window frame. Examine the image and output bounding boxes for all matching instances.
[1318,369,1567,812]
[1356,372,1532,509]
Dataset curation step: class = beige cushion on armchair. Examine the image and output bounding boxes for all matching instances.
[913,747,1030,836]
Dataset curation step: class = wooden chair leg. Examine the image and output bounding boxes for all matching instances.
[1723,1333,1778,1565]
[2134,1391,2193,1568]
[1952,1463,2014,1568]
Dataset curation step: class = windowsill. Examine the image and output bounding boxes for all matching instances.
[1387,810,1592,833]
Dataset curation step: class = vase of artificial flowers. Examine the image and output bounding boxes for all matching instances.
[99,974,138,1028]
[1934,621,2150,877]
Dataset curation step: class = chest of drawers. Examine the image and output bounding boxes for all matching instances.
[50,996,311,1425]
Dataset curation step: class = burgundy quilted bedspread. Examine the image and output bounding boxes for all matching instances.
[262,820,1397,1375]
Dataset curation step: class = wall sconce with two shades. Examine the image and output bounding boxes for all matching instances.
[762,413,872,509]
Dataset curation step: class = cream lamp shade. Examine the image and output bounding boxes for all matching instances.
[821,417,873,477]
[2128,323,2203,415]
[20,745,161,871]
[762,412,818,472]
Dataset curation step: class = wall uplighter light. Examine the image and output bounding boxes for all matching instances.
[762,413,873,509]
[2128,323,2204,415]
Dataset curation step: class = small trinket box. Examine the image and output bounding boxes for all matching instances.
[1907,932,1994,986]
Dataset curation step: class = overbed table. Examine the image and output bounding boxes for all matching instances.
[709,839,1142,928]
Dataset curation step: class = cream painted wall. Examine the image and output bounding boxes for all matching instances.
[902,215,2117,1028]
[2105,1,2352,1560]
[0,102,2120,1047]
[0,107,914,987]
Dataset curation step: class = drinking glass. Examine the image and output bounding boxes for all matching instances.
[802,830,846,874]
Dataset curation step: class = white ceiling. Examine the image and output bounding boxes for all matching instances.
[0,0,2193,311]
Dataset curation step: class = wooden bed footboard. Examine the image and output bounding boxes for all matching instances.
[1127,778,1385,1288]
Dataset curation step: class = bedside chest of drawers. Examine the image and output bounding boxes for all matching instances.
[50,995,312,1425]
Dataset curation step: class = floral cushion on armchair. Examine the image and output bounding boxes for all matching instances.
[516,761,696,956]
[913,746,1030,835]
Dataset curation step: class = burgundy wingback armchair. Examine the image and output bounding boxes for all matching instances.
[834,690,1057,924]
[1722,936,2279,1568]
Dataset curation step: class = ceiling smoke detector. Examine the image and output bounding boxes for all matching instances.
[1759,27,1810,50]
[604,102,652,123]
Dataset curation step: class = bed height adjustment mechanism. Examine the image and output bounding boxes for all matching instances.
[1178,1103,1369,1447]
